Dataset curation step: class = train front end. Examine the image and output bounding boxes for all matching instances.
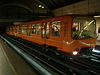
[63,16,96,55]
[71,16,96,56]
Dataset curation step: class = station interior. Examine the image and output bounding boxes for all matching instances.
[0,0,100,75]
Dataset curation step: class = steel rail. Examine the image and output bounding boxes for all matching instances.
[4,35,89,75]
[1,34,100,75]
[0,35,60,75]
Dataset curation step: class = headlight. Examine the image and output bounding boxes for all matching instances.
[72,51,78,55]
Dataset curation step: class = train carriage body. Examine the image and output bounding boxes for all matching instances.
[6,15,96,55]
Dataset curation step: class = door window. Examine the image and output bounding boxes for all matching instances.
[51,21,61,36]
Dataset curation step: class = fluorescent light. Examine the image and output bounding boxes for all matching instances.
[94,16,100,17]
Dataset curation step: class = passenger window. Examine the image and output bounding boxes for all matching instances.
[42,23,46,35]
[52,21,61,36]
[42,22,50,38]
[32,24,36,34]
[18,26,22,34]
[10,27,12,31]
[15,27,17,33]
[13,27,16,32]
[12,27,13,32]
[36,23,41,34]
[6,28,9,32]
[16,26,19,33]
[46,22,50,36]
[27,24,32,36]
[11,27,13,32]
[22,25,27,34]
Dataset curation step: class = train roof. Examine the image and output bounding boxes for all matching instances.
[13,15,94,26]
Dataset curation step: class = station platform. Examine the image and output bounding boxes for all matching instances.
[0,39,39,75]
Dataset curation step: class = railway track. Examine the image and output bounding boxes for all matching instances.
[1,34,100,75]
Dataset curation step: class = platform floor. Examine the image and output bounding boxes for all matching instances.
[0,39,39,75]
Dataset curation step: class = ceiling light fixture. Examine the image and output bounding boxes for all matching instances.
[39,5,42,7]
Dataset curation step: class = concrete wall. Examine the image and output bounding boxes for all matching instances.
[52,0,100,16]
[52,0,100,35]
[95,18,100,35]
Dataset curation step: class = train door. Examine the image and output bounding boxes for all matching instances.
[42,22,50,38]
[46,20,63,49]
[41,22,50,44]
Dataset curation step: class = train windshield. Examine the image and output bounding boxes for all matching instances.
[72,17,96,40]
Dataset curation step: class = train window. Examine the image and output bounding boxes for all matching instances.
[19,26,22,34]
[10,27,12,31]
[32,24,36,34]
[15,26,17,33]
[42,22,50,38]
[52,21,61,36]
[36,23,41,34]
[17,26,20,34]
[27,24,32,36]
[72,17,96,39]
[46,22,50,36]
[12,27,13,32]
[42,23,46,36]
[16,27,18,33]
[9,27,11,31]
[9,27,10,31]
[16,26,19,33]
[7,27,10,32]
[21,25,27,34]
[13,27,15,32]
[10,27,13,32]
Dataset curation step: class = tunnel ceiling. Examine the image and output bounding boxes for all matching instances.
[39,0,83,10]
[0,0,83,27]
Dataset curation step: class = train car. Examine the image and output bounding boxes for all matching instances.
[6,15,96,56]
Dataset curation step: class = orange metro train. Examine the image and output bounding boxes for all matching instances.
[6,15,96,55]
